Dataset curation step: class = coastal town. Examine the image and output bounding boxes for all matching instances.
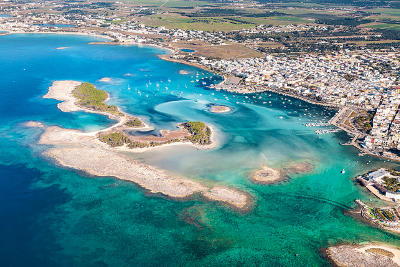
[4,0,400,266]
[2,0,400,162]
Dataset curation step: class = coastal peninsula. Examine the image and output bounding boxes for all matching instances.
[37,80,252,211]
[349,168,400,233]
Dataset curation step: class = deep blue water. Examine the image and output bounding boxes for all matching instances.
[0,33,399,266]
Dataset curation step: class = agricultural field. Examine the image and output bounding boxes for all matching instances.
[139,13,313,31]
[128,0,400,31]
[126,0,217,8]
[139,14,257,31]
[169,40,263,58]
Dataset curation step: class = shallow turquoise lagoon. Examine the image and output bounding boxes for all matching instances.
[35,24,76,28]
[0,33,399,266]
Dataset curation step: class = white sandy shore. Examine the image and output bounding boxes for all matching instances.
[6,30,114,41]
[43,80,83,112]
[37,80,251,210]
[43,80,218,149]
[326,242,400,267]
[38,125,250,210]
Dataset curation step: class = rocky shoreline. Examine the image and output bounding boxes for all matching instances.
[323,243,400,267]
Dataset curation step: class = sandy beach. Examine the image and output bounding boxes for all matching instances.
[38,125,251,210]
[325,242,400,267]
[43,80,83,112]
[210,105,232,113]
[37,80,251,211]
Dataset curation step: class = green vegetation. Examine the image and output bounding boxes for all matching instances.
[372,207,396,221]
[128,0,216,8]
[365,248,395,258]
[383,176,400,192]
[125,118,144,127]
[131,0,400,31]
[72,82,122,116]
[98,131,183,149]
[354,112,373,133]
[98,131,149,148]
[99,132,131,147]
[182,121,211,145]
[389,169,400,176]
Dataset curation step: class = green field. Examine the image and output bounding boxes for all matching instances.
[128,0,400,31]
[368,23,400,30]
[142,14,256,31]
[141,13,312,31]
[127,0,217,8]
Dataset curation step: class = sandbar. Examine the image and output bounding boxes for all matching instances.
[324,243,400,267]
[99,77,111,82]
[37,80,252,211]
[210,105,231,113]
[23,121,44,128]
[38,125,251,210]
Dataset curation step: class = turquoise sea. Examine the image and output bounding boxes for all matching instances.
[1,33,399,266]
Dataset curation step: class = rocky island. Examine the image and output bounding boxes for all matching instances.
[250,162,313,184]
[324,243,400,267]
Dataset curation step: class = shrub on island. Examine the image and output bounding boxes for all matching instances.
[72,82,122,116]
[98,131,180,148]
[181,121,211,145]
[99,132,131,147]
[125,118,144,127]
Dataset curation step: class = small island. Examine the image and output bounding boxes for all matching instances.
[250,165,281,184]
[324,243,400,267]
[37,80,252,211]
[209,105,231,114]
[250,162,313,184]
